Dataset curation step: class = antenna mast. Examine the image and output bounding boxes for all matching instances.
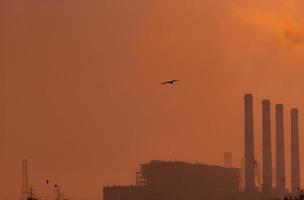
[21,159,29,200]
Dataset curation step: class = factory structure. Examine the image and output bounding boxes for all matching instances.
[104,160,241,200]
[103,94,302,200]
[244,94,300,198]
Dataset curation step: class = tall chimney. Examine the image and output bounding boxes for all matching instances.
[291,108,300,194]
[262,100,272,195]
[244,94,255,192]
[276,104,285,193]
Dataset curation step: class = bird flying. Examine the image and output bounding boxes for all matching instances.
[162,80,180,85]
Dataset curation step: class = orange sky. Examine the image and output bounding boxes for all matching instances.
[1,0,304,199]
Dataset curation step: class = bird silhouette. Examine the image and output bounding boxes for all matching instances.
[162,80,180,85]
[46,180,49,184]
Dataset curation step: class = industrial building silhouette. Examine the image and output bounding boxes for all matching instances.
[243,94,300,198]
[104,160,240,200]
[103,94,302,200]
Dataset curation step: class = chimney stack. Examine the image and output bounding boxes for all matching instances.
[244,94,255,192]
[275,104,285,193]
[262,100,272,195]
[291,108,300,194]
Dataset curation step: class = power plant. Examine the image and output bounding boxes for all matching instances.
[13,94,302,200]
[103,94,302,200]
[243,94,301,198]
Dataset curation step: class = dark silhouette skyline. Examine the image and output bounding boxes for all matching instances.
[2,0,304,200]
[104,160,240,200]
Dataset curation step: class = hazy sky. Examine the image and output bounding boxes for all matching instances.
[1,0,304,199]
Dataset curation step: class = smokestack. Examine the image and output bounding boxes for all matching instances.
[262,100,272,195]
[244,94,255,192]
[291,108,300,194]
[224,152,232,168]
[275,104,285,193]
